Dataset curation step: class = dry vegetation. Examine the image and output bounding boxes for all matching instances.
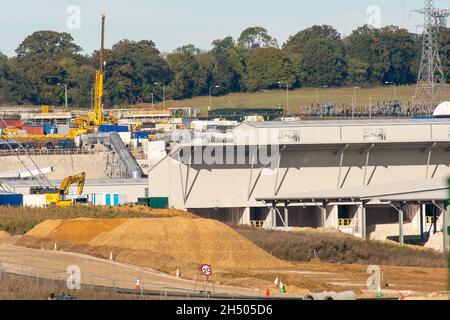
[0,274,145,300]
[0,206,192,235]
[233,226,448,268]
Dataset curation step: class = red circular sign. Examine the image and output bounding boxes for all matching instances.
[200,264,213,276]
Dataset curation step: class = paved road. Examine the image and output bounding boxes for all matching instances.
[0,244,290,299]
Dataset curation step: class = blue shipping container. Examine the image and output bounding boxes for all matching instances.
[133,132,150,139]
[43,124,57,135]
[0,193,23,207]
[99,125,129,133]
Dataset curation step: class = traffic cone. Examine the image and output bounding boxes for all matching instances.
[265,289,270,297]
[135,278,141,290]
[279,280,286,294]
[376,284,383,297]
[273,277,279,288]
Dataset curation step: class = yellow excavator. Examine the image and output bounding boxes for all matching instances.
[45,172,86,207]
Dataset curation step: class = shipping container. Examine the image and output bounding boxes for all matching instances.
[0,120,24,129]
[43,124,57,135]
[133,132,150,139]
[56,124,70,135]
[23,194,47,208]
[90,193,127,206]
[0,193,23,207]
[23,125,44,135]
[150,197,169,209]
[98,125,129,133]
[137,197,168,209]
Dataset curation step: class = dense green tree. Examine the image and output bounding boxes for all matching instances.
[243,48,296,91]
[104,40,171,105]
[438,27,449,83]
[166,45,209,100]
[300,37,347,87]
[283,25,345,87]
[284,25,341,56]
[345,25,417,85]
[204,36,243,93]
[237,27,278,50]
[13,31,84,105]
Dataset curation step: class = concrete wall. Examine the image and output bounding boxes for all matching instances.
[149,146,450,210]
[0,153,108,180]
[236,120,450,144]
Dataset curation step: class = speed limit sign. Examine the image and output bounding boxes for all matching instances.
[200,264,213,277]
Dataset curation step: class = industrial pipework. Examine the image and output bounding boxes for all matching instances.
[108,132,144,179]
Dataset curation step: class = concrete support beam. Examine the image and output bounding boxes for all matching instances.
[443,204,449,253]
[360,205,367,239]
[271,202,277,229]
[420,204,425,243]
[321,206,327,228]
[284,202,289,228]
[399,206,404,245]
[239,207,251,226]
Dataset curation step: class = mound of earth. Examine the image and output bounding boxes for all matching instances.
[0,231,10,241]
[18,217,286,270]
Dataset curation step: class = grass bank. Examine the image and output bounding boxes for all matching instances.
[233,226,447,268]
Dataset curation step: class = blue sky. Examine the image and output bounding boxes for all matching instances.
[0,0,445,57]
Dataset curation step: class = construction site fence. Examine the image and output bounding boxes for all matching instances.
[300,105,435,119]
[0,261,260,300]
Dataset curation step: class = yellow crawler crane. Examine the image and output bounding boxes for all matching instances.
[46,172,86,207]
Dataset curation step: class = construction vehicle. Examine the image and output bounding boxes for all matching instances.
[45,172,87,206]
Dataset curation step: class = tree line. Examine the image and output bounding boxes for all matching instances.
[0,24,448,107]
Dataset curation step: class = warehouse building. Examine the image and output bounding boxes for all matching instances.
[148,119,450,251]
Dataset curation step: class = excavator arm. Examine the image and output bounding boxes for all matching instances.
[59,172,86,197]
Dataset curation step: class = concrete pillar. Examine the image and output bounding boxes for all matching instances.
[420,205,425,243]
[433,205,437,234]
[360,205,367,239]
[399,206,404,245]
[284,202,289,228]
[321,206,326,228]
[326,205,338,229]
[443,206,449,253]
[271,202,277,229]
[239,207,251,226]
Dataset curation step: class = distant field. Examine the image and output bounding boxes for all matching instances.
[146,85,430,116]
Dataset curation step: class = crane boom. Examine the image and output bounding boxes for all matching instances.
[93,14,105,126]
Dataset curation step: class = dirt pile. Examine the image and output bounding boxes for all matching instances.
[20,218,285,269]
[425,232,443,252]
[107,206,198,219]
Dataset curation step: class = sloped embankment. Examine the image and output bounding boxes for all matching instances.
[17,218,287,271]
